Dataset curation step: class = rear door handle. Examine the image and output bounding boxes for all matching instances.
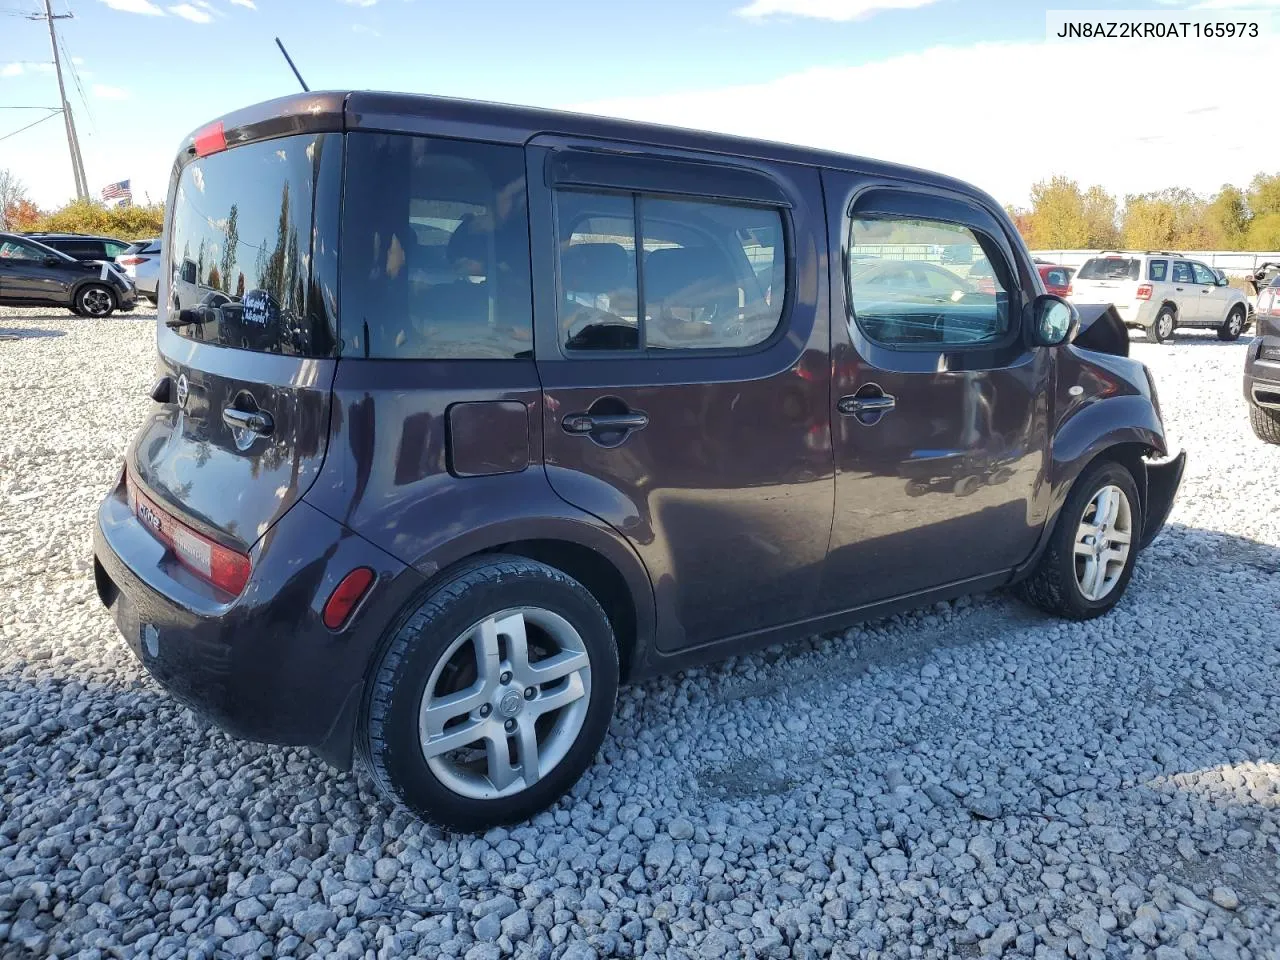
[838,395,896,416]
[222,407,274,436]
[563,412,649,434]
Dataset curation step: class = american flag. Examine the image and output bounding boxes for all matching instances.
[101,179,132,203]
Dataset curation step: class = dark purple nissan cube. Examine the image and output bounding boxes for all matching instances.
[93,91,1184,831]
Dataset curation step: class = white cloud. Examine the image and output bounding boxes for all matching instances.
[736,0,939,21]
[230,0,256,7]
[92,83,131,99]
[571,38,1277,208]
[339,0,378,6]
[99,0,165,14]
[1,63,24,78]
[169,2,213,21]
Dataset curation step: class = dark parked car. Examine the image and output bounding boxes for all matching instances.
[23,232,133,262]
[93,92,1184,831]
[0,232,137,317]
[1246,275,1280,444]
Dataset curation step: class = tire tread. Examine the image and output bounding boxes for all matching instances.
[1249,404,1280,445]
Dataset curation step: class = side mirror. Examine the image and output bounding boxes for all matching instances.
[1216,276,1229,287]
[1027,293,1078,347]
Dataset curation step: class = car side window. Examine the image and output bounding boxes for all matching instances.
[554,189,786,353]
[848,217,1010,347]
[104,241,130,257]
[1172,261,1194,283]
[0,240,43,261]
[1191,262,1216,285]
[1148,259,1168,282]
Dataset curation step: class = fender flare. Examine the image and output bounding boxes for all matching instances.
[1015,395,1167,578]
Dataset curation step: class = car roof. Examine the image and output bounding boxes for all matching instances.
[25,232,126,242]
[182,91,1010,222]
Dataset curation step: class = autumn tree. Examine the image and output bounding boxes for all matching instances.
[1204,185,1249,249]
[1023,177,1118,248]
[0,170,31,230]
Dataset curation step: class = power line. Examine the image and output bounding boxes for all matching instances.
[58,34,94,135]
[0,108,63,144]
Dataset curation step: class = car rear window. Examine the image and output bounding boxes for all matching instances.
[1077,257,1140,280]
[166,132,340,356]
[340,133,533,360]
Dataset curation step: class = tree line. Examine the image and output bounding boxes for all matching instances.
[1006,173,1280,252]
[1,170,163,240]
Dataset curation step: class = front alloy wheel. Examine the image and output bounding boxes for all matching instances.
[76,284,115,318]
[360,555,618,831]
[1072,485,1133,601]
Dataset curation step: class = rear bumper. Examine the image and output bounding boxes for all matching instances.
[93,472,422,766]
[1139,450,1186,550]
[1244,339,1280,410]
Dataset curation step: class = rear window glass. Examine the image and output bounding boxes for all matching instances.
[341,133,533,360]
[1077,257,1139,280]
[167,132,339,356]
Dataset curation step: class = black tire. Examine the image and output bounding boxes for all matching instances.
[1217,305,1246,341]
[75,284,116,318]
[1017,459,1144,621]
[1151,306,1176,343]
[358,555,619,832]
[1250,404,1280,445]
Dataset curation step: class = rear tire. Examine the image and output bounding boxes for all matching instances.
[1151,307,1176,343]
[1250,404,1280,445]
[1017,459,1143,621]
[358,555,619,832]
[1218,305,1246,341]
[75,284,116,318]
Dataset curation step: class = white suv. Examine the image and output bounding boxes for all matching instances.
[1069,251,1250,343]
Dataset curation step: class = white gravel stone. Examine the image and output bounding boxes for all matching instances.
[1,310,1278,957]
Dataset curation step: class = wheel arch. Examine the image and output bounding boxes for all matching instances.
[70,277,116,310]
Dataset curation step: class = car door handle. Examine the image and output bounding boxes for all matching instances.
[222,407,274,436]
[562,412,649,435]
[1175,286,1184,291]
[838,395,896,416]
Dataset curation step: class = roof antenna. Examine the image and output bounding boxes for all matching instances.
[275,37,310,92]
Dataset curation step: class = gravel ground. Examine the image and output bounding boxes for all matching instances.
[1,305,1278,960]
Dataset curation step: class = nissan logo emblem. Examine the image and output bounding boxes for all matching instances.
[175,374,189,409]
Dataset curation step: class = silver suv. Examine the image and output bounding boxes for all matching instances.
[1069,251,1250,343]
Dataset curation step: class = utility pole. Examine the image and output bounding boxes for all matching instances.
[41,0,88,200]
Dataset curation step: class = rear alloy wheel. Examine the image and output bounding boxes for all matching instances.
[1152,307,1175,343]
[76,284,116,318]
[1218,305,1246,341]
[359,555,618,831]
[1018,459,1143,620]
[1250,404,1280,445]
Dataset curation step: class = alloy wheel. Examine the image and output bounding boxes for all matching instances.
[80,288,112,317]
[1073,484,1133,602]
[418,607,592,800]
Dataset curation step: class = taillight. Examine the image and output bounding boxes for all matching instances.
[127,475,250,595]
[117,256,148,266]
[1066,283,1073,296]
[193,121,227,157]
[323,568,376,630]
[1136,284,1153,300]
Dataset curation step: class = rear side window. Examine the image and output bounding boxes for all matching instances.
[168,132,339,356]
[554,190,785,352]
[1046,268,1070,287]
[848,217,1010,347]
[341,133,532,360]
[1077,257,1139,280]
[1148,259,1168,281]
[63,241,105,259]
[103,240,130,257]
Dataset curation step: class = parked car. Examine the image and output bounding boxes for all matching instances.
[115,238,161,303]
[23,232,133,263]
[1037,263,1074,297]
[1246,275,1280,444]
[92,92,1184,831]
[0,232,137,317]
[1068,251,1250,343]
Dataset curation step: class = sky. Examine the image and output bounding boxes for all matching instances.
[2,0,1280,210]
